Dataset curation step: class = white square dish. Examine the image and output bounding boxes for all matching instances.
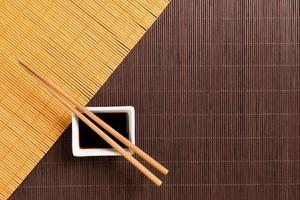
[72,106,135,157]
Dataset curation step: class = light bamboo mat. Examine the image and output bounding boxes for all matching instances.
[0,1,169,199]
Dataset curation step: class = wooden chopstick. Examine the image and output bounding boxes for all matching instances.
[18,59,168,185]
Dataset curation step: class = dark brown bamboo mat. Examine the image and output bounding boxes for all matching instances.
[9,0,300,199]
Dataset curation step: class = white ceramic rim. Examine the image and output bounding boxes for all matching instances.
[72,106,135,157]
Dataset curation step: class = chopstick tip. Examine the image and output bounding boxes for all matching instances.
[160,167,169,175]
[164,169,169,175]
[18,58,33,73]
[18,58,27,66]
[157,180,163,187]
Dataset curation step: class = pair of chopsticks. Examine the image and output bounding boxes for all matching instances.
[18,59,168,186]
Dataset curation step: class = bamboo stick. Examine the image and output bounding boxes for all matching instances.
[18,59,165,186]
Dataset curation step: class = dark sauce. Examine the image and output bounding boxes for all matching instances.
[79,112,129,149]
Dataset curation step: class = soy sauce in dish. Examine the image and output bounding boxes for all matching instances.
[79,112,129,149]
